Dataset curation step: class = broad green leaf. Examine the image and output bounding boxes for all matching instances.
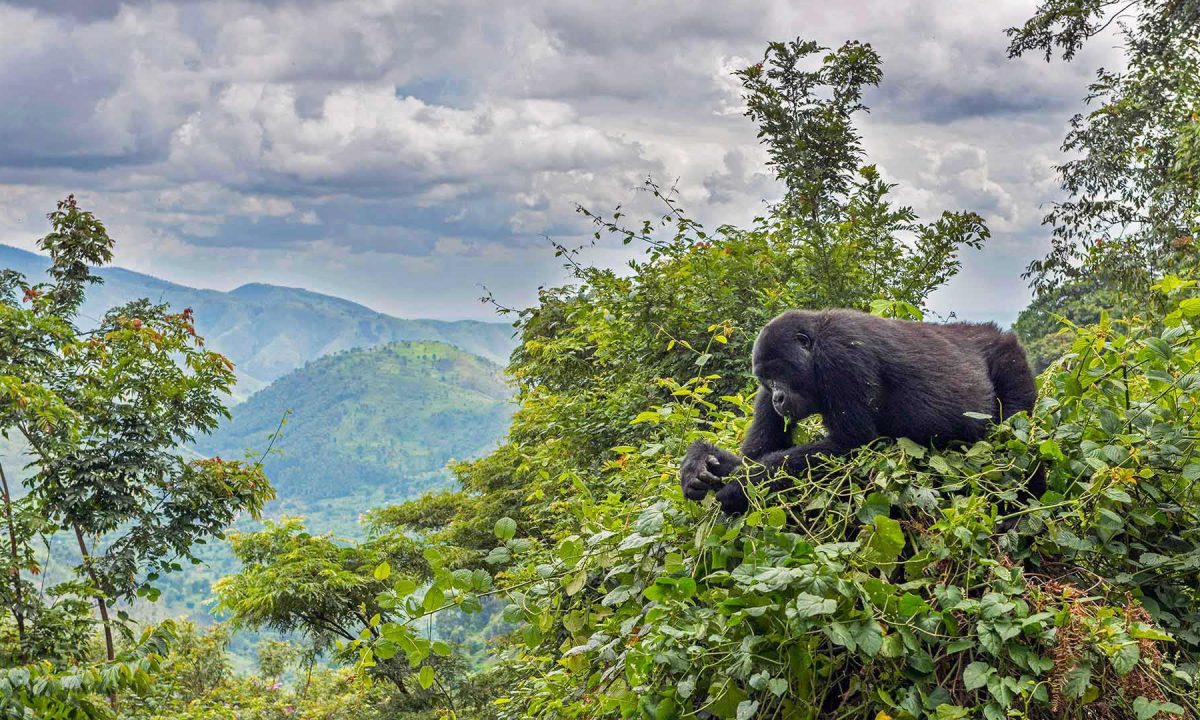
[418,665,435,690]
[861,516,905,568]
[423,585,445,613]
[737,700,760,720]
[962,662,991,690]
[897,437,926,458]
[1111,642,1140,675]
[494,517,517,541]
[792,592,837,618]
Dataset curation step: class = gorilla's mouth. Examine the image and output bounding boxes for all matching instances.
[773,398,793,418]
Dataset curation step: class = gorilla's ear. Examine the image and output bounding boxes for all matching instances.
[795,331,813,349]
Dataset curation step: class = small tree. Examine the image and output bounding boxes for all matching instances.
[0,196,272,675]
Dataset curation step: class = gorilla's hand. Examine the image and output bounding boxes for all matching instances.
[714,480,749,515]
[712,460,774,515]
[679,441,741,501]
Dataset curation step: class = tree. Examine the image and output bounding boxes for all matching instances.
[381,39,989,564]
[214,517,494,711]
[1008,0,1200,299]
[0,196,272,713]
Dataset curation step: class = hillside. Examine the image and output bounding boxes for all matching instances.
[0,244,516,397]
[132,341,512,635]
[196,341,512,503]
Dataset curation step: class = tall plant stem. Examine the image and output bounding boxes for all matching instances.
[72,522,114,662]
[0,462,25,659]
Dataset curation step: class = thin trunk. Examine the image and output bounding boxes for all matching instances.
[0,462,26,659]
[72,523,114,662]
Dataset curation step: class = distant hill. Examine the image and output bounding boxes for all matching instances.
[196,341,512,502]
[0,244,516,398]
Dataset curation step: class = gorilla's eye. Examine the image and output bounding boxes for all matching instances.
[795,332,813,348]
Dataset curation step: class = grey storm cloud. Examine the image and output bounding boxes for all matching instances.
[0,0,1121,322]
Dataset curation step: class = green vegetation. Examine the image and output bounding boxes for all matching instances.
[3,6,1200,719]
[1009,0,1200,300]
[448,286,1199,718]
[0,196,272,717]
[199,341,511,502]
[152,341,512,652]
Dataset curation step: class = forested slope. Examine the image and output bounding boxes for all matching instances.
[197,340,513,502]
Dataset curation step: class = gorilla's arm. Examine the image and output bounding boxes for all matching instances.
[712,347,882,514]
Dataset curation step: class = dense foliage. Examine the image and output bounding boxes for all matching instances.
[464,280,1199,719]
[1011,279,1129,372]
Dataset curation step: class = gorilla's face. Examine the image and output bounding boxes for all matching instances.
[752,311,819,421]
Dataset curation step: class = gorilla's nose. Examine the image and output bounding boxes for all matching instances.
[771,389,786,409]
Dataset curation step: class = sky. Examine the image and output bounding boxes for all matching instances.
[0,0,1120,324]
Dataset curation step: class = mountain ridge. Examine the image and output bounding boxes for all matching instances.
[0,244,517,397]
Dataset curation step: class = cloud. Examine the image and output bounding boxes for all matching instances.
[0,0,1123,321]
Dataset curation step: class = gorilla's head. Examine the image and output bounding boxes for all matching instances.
[751,311,820,421]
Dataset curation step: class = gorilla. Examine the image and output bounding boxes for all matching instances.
[680,309,1040,515]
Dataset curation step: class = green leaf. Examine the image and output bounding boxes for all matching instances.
[418,665,435,690]
[1179,297,1200,317]
[494,517,517,541]
[373,562,391,581]
[929,455,953,475]
[1039,439,1066,461]
[1063,664,1092,699]
[792,592,837,618]
[736,700,760,720]
[897,437,926,458]
[898,592,929,617]
[852,620,884,657]
[861,515,905,568]
[963,662,991,690]
[564,571,587,596]
[634,505,665,535]
[1129,623,1173,642]
[432,640,452,657]
[1111,642,1140,675]
[857,492,890,523]
[423,585,445,613]
[826,621,856,650]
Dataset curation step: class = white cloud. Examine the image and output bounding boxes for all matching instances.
[0,0,1125,322]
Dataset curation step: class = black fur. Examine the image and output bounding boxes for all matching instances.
[680,309,1040,514]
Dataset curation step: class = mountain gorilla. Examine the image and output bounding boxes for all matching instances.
[680,309,1040,515]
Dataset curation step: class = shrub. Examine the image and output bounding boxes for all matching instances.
[476,279,1200,719]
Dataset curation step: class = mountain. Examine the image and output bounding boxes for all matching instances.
[0,244,516,397]
[196,341,512,503]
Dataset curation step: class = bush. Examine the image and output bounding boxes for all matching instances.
[479,279,1200,719]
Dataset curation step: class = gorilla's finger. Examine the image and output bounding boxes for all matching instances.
[706,455,720,468]
[715,482,749,515]
[697,470,721,485]
[682,479,712,500]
